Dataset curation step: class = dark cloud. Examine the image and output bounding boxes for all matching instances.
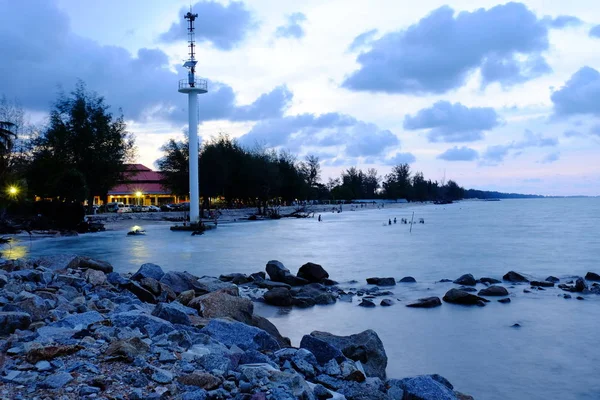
[342,3,551,94]
[545,15,583,28]
[0,0,286,126]
[590,24,600,37]
[348,29,378,52]
[437,146,479,161]
[238,113,400,161]
[480,54,551,88]
[403,101,500,142]
[275,13,307,39]
[159,1,256,50]
[482,130,558,164]
[551,67,600,117]
[541,152,560,163]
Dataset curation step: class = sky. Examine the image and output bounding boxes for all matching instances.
[2,0,600,196]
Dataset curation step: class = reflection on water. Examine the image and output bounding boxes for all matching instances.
[1,243,29,260]
[5,198,600,399]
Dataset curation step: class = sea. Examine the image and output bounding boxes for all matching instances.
[4,198,600,400]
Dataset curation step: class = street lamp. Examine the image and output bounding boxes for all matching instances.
[7,186,18,198]
[135,191,143,206]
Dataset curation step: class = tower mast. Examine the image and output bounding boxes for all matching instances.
[179,8,207,224]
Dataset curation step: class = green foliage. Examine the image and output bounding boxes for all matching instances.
[27,82,135,204]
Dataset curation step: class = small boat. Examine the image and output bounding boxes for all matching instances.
[127,228,146,236]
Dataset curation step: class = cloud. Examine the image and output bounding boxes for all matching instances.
[551,67,600,117]
[158,1,256,50]
[342,3,551,94]
[348,29,378,52]
[590,25,600,38]
[0,0,287,126]
[437,146,479,161]
[238,112,400,161]
[545,15,583,29]
[275,12,307,39]
[482,130,558,164]
[541,152,560,163]
[383,152,417,165]
[564,130,584,138]
[590,125,600,136]
[403,101,500,142]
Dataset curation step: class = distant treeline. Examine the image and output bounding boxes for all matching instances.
[463,189,545,199]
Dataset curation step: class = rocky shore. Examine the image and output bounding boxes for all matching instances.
[0,255,476,400]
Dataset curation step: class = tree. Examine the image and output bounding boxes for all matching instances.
[300,155,321,198]
[156,139,189,197]
[28,82,135,209]
[383,163,412,200]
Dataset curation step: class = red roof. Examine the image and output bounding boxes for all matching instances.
[108,164,170,195]
[109,182,168,195]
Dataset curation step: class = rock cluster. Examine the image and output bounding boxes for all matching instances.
[0,255,472,400]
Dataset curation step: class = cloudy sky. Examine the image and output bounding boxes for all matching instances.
[2,0,600,195]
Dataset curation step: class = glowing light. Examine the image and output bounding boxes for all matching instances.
[135,191,143,198]
[132,225,142,231]
[7,186,18,196]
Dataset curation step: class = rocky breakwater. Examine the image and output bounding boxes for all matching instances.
[0,255,473,400]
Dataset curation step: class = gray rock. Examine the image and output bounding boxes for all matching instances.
[196,276,237,293]
[79,385,101,396]
[443,289,489,306]
[395,375,458,400]
[293,283,336,305]
[297,262,329,283]
[322,359,342,376]
[308,330,387,379]
[35,360,53,371]
[266,260,291,281]
[359,299,376,308]
[498,298,511,304]
[479,277,501,284]
[399,276,416,283]
[458,286,477,292]
[152,302,191,325]
[160,271,201,294]
[406,297,442,308]
[255,280,292,290]
[530,281,554,288]
[2,370,39,385]
[546,276,560,283]
[313,383,333,399]
[131,263,165,281]
[182,390,208,400]
[190,290,253,324]
[75,256,114,273]
[126,281,157,303]
[264,287,293,307]
[299,335,346,365]
[52,311,104,329]
[453,274,476,286]
[151,367,173,383]
[585,272,600,281]
[387,379,405,399]
[380,299,394,306]
[201,319,280,352]
[366,277,396,286]
[85,269,106,286]
[503,271,529,283]
[111,311,175,336]
[0,312,31,335]
[107,272,130,286]
[478,285,509,296]
[575,277,587,292]
[40,371,74,389]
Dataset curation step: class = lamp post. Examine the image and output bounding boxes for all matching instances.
[135,191,143,207]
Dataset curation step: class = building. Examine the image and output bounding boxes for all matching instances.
[105,164,185,206]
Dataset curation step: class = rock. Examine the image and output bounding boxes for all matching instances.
[251,314,291,348]
[321,278,338,286]
[196,276,237,293]
[107,272,129,286]
[478,285,509,296]
[585,272,600,281]
[220,273,252,285]
[266,260,292,282]
[395,375,457,400]
[458,286,477,293]
[530,281,554,288]
[15,293,49,321]
[40,371,73,389]
[52,310,104,329]
[201,319,280,352]
[443,289,489,306]
[177,289,196,306]
[308,330,387,379]
[479,277,501,284]
[126,281,157,303]
[299,335,346,365]
[453,274,476,286]
[151,367,173,384]
[190,290,254,324]
[131,263,165,281]
[498,298,511,304]
[178,372,221,390]
[159,271,201,295]
[140,277,162,295]
[406,297,442,308]
[35,360,53,371]
[577,296,585,300]
[105,337,150,361]
[79,385,101,396]
[340,360,366,382]
[563,293,572,299]
[511,323,521,328]
[264,287,293,307]
[292,296,317,308]
[112,311,175,336]
[399,276,416,283]
[313,384,333,399]
[380,299,394,306]
[76,257,114,273]
[297,262,329,283]
[85,269,106,286]
[152,302,192,325]
[575,277,587,292]
[293,283,337,305]
[359,299,376,308]
[366,277,396,286]
[545,276,560,283]
[503,271,529,282]
[25,344,83,363]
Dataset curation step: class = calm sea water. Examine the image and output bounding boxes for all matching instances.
[5,198,600,399]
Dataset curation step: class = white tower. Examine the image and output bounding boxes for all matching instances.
[178,10,207,224]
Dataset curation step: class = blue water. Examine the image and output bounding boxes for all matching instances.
[5,198,600,399]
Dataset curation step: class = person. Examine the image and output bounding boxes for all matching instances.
[388,218,391,225]
[394,217,397,224]
[318,214,322,222]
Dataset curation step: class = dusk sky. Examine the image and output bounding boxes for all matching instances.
[2,0,600,195]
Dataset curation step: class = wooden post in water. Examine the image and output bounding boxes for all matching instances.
[409,211,415,233]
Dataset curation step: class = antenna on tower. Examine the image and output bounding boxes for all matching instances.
[183,9,198,87]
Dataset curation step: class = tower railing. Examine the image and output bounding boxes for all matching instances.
[178,79,208,91]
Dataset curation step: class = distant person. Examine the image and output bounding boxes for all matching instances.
[318,214,322,222]
[388,219,391,225]
[394,217,397,224]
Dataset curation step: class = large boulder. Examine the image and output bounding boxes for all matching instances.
[575,277,587,292]
[125,281,157,303]
[443,289,489,306]
[201,319,280,352]
[111,311,175,336]
[406,297,442,308]
[266,260,309,286]
[297,262,329,283]
[530,281,554,288]
[392,375,457,400]
[251,315,291,348]
[264,287,294,307]
[0,312,31,335]
[160,271,202,294]
[292,283,336,305]
[131,263,165,282]
[585,272,600,281]
[478,286,509,296]
[299,335,346,365]
[196,276,237,293]
[189,290,254,324]
[366,277,396,286]
[453,274,476,286]
[503,271,529,283]
[152,302,192,325]
[308,330,387,379]
[75,257,114,273]
[479,277,501,284]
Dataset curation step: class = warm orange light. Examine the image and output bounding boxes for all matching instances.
[135,191,143,198]
[7,186,18,196]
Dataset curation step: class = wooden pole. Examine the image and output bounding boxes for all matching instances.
[409,211,415,233]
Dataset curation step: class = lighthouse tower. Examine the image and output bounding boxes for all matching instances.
[178,10,207,224]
